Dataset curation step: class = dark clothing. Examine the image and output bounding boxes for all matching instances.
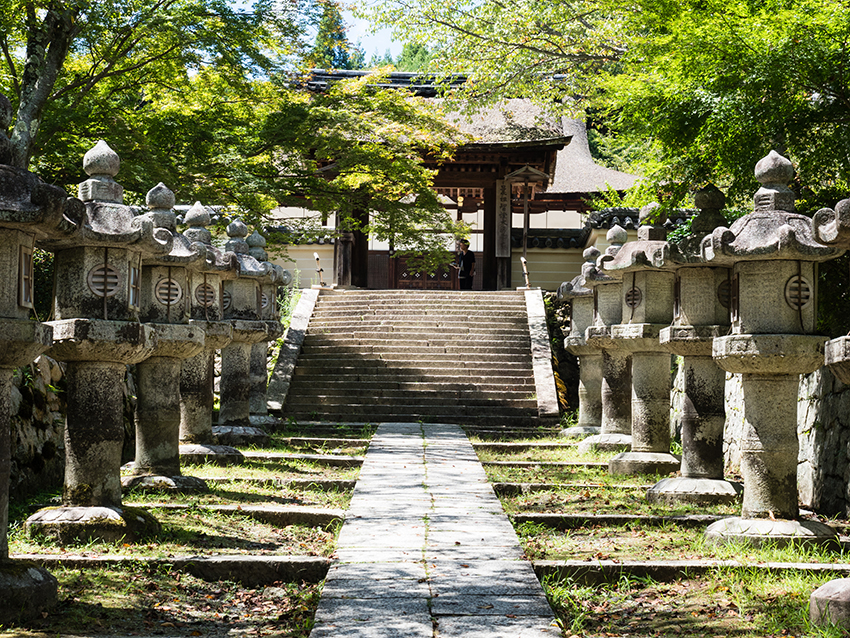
[458,249,475,290]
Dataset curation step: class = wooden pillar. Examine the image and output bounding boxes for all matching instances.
[352,208,369,289]
[336,232,354,287]
[483,187,497,290]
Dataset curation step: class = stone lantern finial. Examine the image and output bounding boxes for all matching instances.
[225,219,249,254]
[183,202,212,245]
[600,224,628,264]
[79,140,123,204]
[247,230,268,261]
[753,150,795,213]
[144,182,177,232]
[691,184,726,236]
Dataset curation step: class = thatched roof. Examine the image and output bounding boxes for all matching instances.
[547,120,640,195]
[442,99,564,143]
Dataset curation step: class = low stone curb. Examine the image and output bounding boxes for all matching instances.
[203,477,356,491]
[512,512,726,529]
[285,437,370,447]
[472,442,577,452]
[493,482,650,496]
[13,554,331,586]
[126,504,345,527]
[242,451,364,467]
[483,460,608,468]
[533,559,850,585]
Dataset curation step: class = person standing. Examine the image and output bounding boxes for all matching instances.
[456,239,475,290]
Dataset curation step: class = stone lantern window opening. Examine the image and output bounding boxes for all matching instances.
[222,288,232,311]
[261,291,270,310]
[18,241,35,310]
[592,287,598,322]
[717,278,732,310]
[624,273,641,322]
[729,273,740,322]
[672,274,681,320]
[128,258,142,311]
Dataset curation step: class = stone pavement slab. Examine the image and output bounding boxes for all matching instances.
[310,422,557,637]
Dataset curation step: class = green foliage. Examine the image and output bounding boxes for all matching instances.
[31,247,53,321]
[395,43,432,71]
[303,1,364,70]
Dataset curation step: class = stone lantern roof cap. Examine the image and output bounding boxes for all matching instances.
[248,229,268,261]
[0,165,84,239]
[179,201,240,278]
[583,225,627,287]
[701,151,842,264]
[813,197,850,248]
[601,238,672,274]
[558,246,598,299]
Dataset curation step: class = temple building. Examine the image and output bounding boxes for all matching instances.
[271,72,643,291]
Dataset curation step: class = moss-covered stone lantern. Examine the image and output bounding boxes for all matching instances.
[121,184,207,492]
[25,141,169,543]
[177,202,241,465]
[578,226,632,453]
[601,204,680,476]
[649,186,742,504]
[558,247,602,438]
[702,151,840,547]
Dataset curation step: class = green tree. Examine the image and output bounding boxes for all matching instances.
[303,0,364,70]
[395,43,431,72]
[0,0,308,169]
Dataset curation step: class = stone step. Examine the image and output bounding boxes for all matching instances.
[306,319,528,331]
[299,343,531,356]
[280,411,551,428]
[313,291,525,302]
[311,306,526,317]
[284,398,538,412]
[303,335,530,346]
[305,330,529,342]
[292,365,534,379]
[295,352,532,365]
[284,390,538,406]
[287,380,536,393]
[281,402,539,418]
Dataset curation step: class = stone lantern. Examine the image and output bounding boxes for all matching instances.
[650,186,742,504]
[578,226,632,453]
[702,150,839,547]
[177,202,241,465]
[25,141,170,543]
[557,247,602,437]
[121,184,207,491]
[601,204,680,476]
[0,108,75,619]
[246,230,289,424]
[214,220,274,446]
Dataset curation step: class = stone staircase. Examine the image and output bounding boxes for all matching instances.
[277,289,558,427]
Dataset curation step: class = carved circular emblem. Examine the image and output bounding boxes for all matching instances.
[261,292,270,309]
[717,280,732,309]
[195,283,216,307]
[222,290,232,311]
[625,287,642,309]
[87,264,121,297]
[785,275,812,310]
[155,278,182,305]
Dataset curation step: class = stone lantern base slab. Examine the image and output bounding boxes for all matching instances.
[0,319,52,368]
[25,506,161,544]
[213,424,270,447]
[609,451,680,476]
[646,476,742,505]
[713,334,826,375]
[249,414,278,426]
[705,517,839,549]
[122,474,209,493]
[47,319,156,364]
[577,433,632,453]
[559,425,601,439]
[810,578,850,629]
[0,560,58,624]
[179,443,245,466]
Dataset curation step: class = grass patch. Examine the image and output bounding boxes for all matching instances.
[3,565,320,637]
[10,507,339,557]
[180,458,361,481]
[484,462,663,486]
[545,569,848,637]
[502,485,739,518]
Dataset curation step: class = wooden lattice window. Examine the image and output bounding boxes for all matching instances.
[19,244,34,309]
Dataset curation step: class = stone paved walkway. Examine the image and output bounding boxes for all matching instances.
[310,423,558,637]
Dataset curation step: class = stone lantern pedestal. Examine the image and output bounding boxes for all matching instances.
[650,186,742,505]
[602,208,680,476]
[558,248,602,438]
[26,141,169,543]
[578,227,632,453]
[701,151,839,548]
